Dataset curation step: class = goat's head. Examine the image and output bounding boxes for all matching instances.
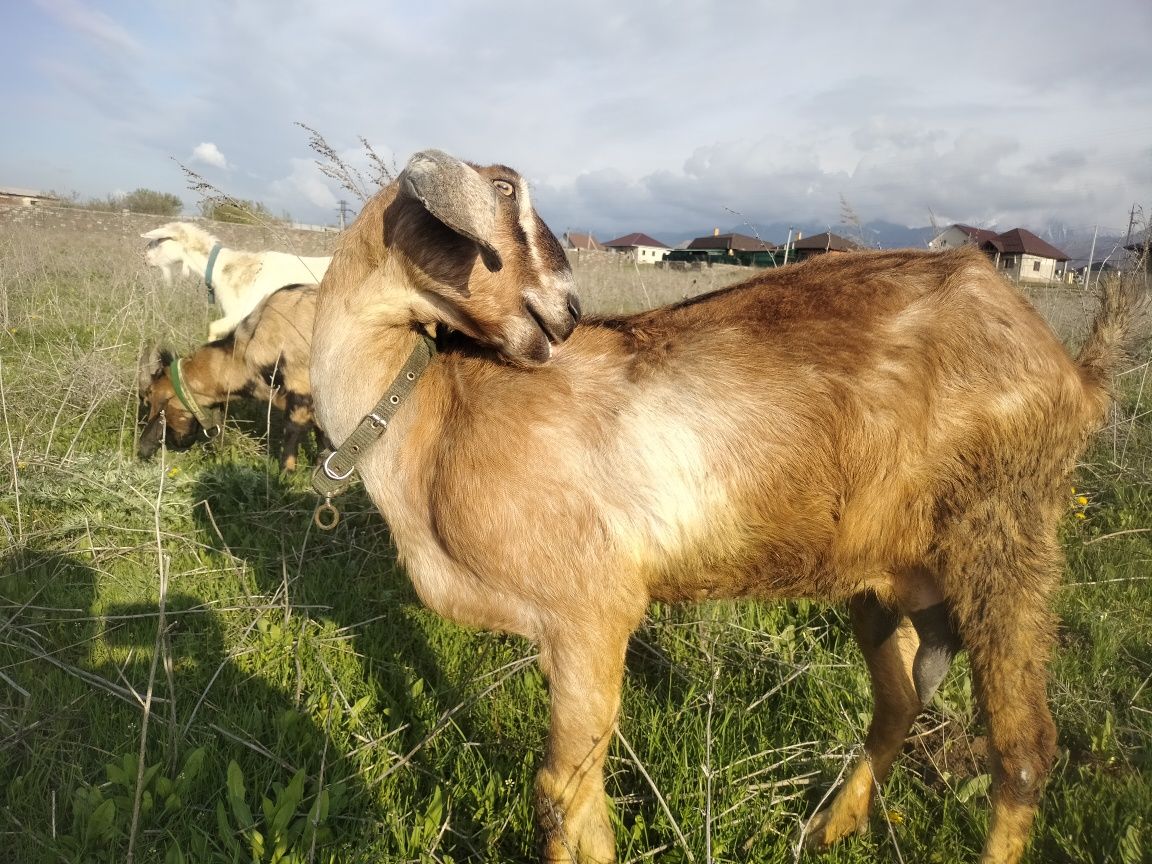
[141,228,179,268]
[381,150,580,364]
[136,346,206,459]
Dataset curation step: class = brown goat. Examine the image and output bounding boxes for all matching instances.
[310,151,1134,863]
[139,283,320,471]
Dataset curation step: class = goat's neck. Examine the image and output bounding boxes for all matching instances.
[313,323,426,446]
[313,263,438,444]
[176,244,232,281]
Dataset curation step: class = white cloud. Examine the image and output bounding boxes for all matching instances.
[10,0,1152,232]
[269,158,338,213]
[36,0,141,56]
[190,142,229,170]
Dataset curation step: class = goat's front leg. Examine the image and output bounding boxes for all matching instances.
[535,625,629,863]
[207,317,236,341]
[279,392,315,472]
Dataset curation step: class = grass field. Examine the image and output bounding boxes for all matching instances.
[1,220,1150,864]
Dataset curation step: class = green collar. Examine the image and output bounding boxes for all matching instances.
[312,333,437,529]
[204,242,223,303]
[170,357,220,435]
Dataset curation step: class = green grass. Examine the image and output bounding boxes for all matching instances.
[1,222,1150,863]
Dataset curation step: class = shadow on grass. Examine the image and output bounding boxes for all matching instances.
[189,462,544,860]
[190,462,455,733]
[0,546,371,862]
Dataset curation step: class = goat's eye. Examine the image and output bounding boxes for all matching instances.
[493,180,515,198]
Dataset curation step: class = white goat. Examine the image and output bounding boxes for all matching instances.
[141,221,331,340]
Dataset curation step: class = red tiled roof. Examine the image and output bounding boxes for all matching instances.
[565,232,604,251]
[602,232,668,249]
[686,233,776,252]
[954,224,1001,245]
[994,228,1069,261]
[791,232,858,252]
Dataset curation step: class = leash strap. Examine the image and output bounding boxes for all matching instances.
[170,357,220,435]
[204,242,222,304]
[312,334,436,528]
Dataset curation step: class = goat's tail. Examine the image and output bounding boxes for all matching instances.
[1076,276,1143,392]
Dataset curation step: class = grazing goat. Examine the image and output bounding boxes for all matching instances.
[138,283,320,471]
[309,149,1135,864]
[141,221,331,340]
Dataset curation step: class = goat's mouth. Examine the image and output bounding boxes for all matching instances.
[523,290,581,353]
[525,301,558,356]
[137,412,201,459]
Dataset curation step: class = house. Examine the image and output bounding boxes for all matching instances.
[929,224,1069,284]
[686,231,774,254]
[0,186,59,207]
[1124,241,1151,274]
[602,232,669,264]
[989,228,1069,283]
[928,224,1002,251]
[564,231,604,251]
[787,231,859,263]
[676,230,781,268]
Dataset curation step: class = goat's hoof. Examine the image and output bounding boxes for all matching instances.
[803,806,869,851]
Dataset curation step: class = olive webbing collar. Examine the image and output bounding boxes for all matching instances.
[312,333,437,529]
[169,357,220,435]
[204,242,223,304]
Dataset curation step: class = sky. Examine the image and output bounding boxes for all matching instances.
[2,0,1150,243]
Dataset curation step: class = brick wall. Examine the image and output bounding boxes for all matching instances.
[0,204,340,257]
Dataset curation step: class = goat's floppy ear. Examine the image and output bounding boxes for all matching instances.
[141,227,169,240]
[137,345,173,393]
[138,345,163,393]
[401,150,502,269]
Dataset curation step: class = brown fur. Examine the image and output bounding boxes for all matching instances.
[138,284,320,471]
[311,154,1134,863]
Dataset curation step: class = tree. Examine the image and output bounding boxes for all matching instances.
[200,198,276,225]
[120,188,182,216]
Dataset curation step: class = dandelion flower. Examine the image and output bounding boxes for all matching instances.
[1075,512,1087,520]
[1076,495,1089,506]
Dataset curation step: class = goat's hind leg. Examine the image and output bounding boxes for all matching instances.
[941,533,1059,864]
[806,589,959,848]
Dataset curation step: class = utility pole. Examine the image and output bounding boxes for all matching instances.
[1084,225,1099,290]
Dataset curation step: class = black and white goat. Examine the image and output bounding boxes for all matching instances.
[138,283,321,471]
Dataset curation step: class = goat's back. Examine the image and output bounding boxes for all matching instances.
[417,247,1104,605]
[219,284,317,391]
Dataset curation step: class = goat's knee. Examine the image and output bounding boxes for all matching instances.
[994,718,1057,806]
[909,602,961,705]
[534,767,615,863]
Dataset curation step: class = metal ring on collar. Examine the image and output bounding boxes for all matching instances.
[322,450,356,482]
[313,499,340,530]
